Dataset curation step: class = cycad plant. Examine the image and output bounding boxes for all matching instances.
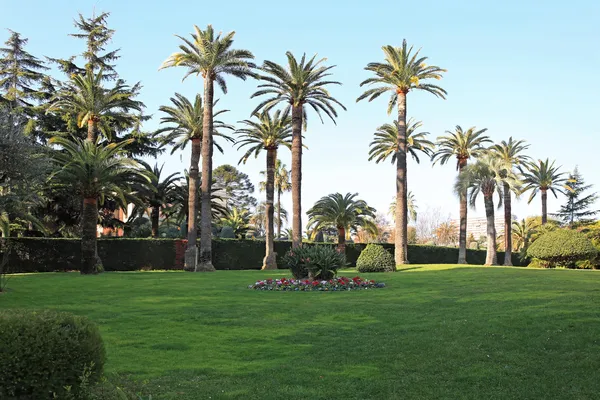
[358,40,446,265]
[519,159,566,224]
[160,24,255,271]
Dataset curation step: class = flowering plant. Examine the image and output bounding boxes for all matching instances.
[248,276,385,291]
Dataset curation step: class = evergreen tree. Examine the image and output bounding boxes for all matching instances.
[555,167,598,226]
[0,30,48,108]
[213,165,258,212]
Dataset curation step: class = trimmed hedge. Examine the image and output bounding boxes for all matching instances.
[527,229,598,267]
[0,309,105,399]
[356,244,396,272]
[0,238,523,273]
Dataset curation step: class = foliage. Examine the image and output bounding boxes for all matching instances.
[213,164,258,211]
[219,226,235,239]
[282,245,347,280]
[527,229,597,267]
[369,118,434,164]
[219,207,252,238]
[519,159,566,203]
[356,244,396,272]
[435,221,458,246]
[554,167,598,226]
[0,309,105,399]
[236,109,292,162]
[248,276,385,291]
[389,192,418,222]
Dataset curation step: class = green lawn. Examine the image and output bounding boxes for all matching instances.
[2,266,600,399]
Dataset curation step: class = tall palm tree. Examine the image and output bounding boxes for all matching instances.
[160,24,255,272]
[357,40,446,265]
[260,159,291,239]
[489,137,530,265]
[236,110,292,270]
[49,137,151,274]
[455,155,519,265]
[511,218,539,252]
[389,191,417,223]
[156,93,233,269]
[519,159,566,224]
[432,126,491,264]
[47,70,142,142]
[129,162,181,238]
[251,52,346,249]
[306,193,377,254]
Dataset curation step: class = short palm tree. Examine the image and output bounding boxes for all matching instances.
[48,70,143,142]
[160,24,255,272]
[455,155,519,265]
[129,162,181,238]
[511,218,539,252]
[389,191,417,222]
[49,137,151,274]
[260,159,291,239]
[357,40,446,265]
[156,92,233,269]
[236,110,292,270]
[489,137,530,265]
[519,159,566,224]
[306,193,377,254]
[251,52,346,249]
[432,126,491,264]
[220,207,251,239]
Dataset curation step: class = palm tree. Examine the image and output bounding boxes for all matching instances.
[357,40,446,265]
[260,159,291,239]
[156,93,233,269]
[306,193,377,254]
[129,162,181,238]
[49,137,151,274]
[251,52,346,249]
[511,218,539,252]
[432,126,491,263]
[236,110,292,269]
[389,191,417,222]
[47,70,142,142]
[489,137,530,265]
[520,159,566,225]
[455,155,519,265]
[219,207,252,239]
[160,24,255,272]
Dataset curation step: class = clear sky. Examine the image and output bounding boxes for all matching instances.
[2,0,600,230]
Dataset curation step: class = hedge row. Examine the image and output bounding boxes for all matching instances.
[0,238,523,273]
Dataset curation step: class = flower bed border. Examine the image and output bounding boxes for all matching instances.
[248,276,385,291]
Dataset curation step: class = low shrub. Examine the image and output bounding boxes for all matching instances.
[0,309,105,399]
[527,258,550,268]
[356,244,396,272]
[527,229,598,267]
[282,245,347,280]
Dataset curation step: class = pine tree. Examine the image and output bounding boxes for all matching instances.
[555,167,599,226]
[0,30,48,107]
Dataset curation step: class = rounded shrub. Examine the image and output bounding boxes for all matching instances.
[0,309,105,399]
[220,226,235,239]
[527,229,598,267]
[356,244,396,272]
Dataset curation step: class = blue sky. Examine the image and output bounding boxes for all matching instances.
[3,0,600,230]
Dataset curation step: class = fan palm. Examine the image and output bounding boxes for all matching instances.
[389,191,418,222]
[160,24,255,271]
[306,193,377,254]
[251,52,346,249]
[156,93,233,268]
[357,40,446,265]
[455,155,519,265]
[432,126,491,263]
[489,137,530,265]
[129,162,181,238]
[236,110,292,269]
[260,159,291,239]
[49,137,151,274]
[519,159,566,224]
[47,70,143,142]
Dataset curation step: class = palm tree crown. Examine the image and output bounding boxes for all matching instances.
[131,162,181,210]
[519,159,566,203]
[432,126,492,169]
[236,110,292,163]
[489,137,530,170]
[307,193,377,238]
[260,159,291,193]
[389,191,418,222]
[369,118,434,164]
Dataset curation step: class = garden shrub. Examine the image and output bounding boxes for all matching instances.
[220,226,235,238]
[356,244,396,272]
[0,309,105,399]
[282,245,347,280]
[527,229,598,267]
[527,258,550,268]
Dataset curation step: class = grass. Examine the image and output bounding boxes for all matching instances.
[2,265,600,399]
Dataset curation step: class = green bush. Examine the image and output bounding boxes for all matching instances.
[220,226,235,239]
[0,309,105,399]
[527,229,598,267]
[282,245,347,280]
[356,244,396,272]
[527,258,550,268]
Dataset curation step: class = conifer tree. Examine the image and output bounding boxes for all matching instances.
[555,167,599,226]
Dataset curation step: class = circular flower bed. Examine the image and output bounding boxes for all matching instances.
[248,276,385,291]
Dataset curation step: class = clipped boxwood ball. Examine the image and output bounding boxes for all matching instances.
[356,244,396,272]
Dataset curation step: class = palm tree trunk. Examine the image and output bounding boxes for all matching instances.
[151,205,160,238]
[197,78,216,272]
[395,91,408,265]
[277,189,282,239]
[503,182,512,266]
[81,197,100,274]
[484,194,498,266]
[541,189,548,225]
[184,138,201,270]
[458,160,468,264]
[291,105,303,249]
[337,226,346,254]
[262,147,277,270]
[87,118,96,142]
